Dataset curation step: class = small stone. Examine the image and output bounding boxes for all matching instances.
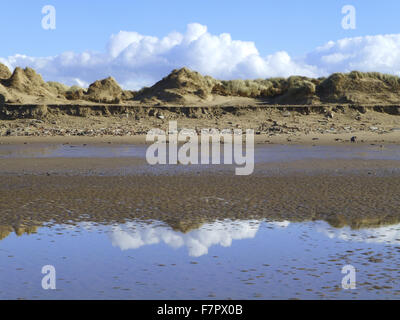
[325,111,334,119]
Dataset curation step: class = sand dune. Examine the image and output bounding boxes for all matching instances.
[2,64,400,107]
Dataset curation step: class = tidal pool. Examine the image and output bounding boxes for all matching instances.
[1,218,400,300]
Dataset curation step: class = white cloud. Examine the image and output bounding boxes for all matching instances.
[306,34,400,76]
[1,24,400,90]
[109,219,261,257]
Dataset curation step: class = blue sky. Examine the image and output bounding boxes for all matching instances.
[0,0,399,89]
[1,0,398,57]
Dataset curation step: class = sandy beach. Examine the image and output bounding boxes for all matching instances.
[1,62,400,300]
[1,103,399,147]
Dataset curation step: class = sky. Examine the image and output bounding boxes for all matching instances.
[0,0,399,89]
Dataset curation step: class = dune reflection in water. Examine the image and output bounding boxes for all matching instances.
[317,222,400,245]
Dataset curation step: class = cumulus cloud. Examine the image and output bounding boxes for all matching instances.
[109,220,262,257]
[1,24,400,89]
[306,34,400,76]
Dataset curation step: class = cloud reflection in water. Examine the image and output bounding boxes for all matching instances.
[109,220,266,257]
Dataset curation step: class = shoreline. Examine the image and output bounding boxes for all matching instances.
[0,131,400,146]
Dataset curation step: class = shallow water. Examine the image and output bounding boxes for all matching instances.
[1,219,400,299]
[1,143,400,162]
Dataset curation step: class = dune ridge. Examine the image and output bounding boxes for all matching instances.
[2,64,400,107]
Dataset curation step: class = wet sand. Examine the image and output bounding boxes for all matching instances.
[0,142,399,231]
[0,173,400,230]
